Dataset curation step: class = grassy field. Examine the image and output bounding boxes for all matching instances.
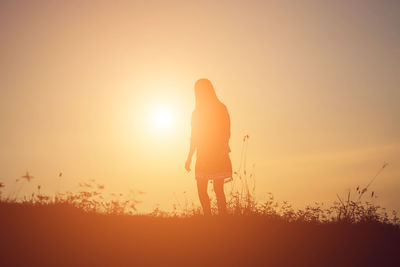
[0,201,399,266]
[1,170,399,267]
[1,160,398,266]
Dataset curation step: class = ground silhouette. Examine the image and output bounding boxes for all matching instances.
[0,201,399,266]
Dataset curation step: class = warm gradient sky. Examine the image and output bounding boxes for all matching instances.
[1,0,399,212]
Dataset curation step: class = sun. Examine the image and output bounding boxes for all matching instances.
[149,106,174,131]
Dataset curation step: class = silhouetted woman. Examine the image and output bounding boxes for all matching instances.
[185,79,232,215]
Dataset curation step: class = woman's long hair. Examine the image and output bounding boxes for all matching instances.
[194,79,221,110]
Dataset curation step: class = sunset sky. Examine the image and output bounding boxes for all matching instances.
[1,0,399,212]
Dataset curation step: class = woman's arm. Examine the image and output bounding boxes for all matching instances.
[185,140,196,172]
[185,112,197,172]
[221,105,231,154]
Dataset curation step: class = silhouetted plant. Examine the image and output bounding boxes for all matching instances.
[0,154,398,226]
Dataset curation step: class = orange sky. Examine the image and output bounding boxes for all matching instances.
[1,0,399,212]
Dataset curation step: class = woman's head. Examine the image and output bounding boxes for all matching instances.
[194,79,220,109]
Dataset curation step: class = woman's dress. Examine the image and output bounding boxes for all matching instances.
[191,102,232,181]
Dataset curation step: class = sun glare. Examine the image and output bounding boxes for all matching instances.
[149,106,174,131]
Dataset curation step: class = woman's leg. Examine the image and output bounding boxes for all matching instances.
[213,179,227,215]
[196,179,211,215]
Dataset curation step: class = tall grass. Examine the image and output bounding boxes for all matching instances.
[0,179,141,215]
[0,136,398,225]
[210,136,398,225]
